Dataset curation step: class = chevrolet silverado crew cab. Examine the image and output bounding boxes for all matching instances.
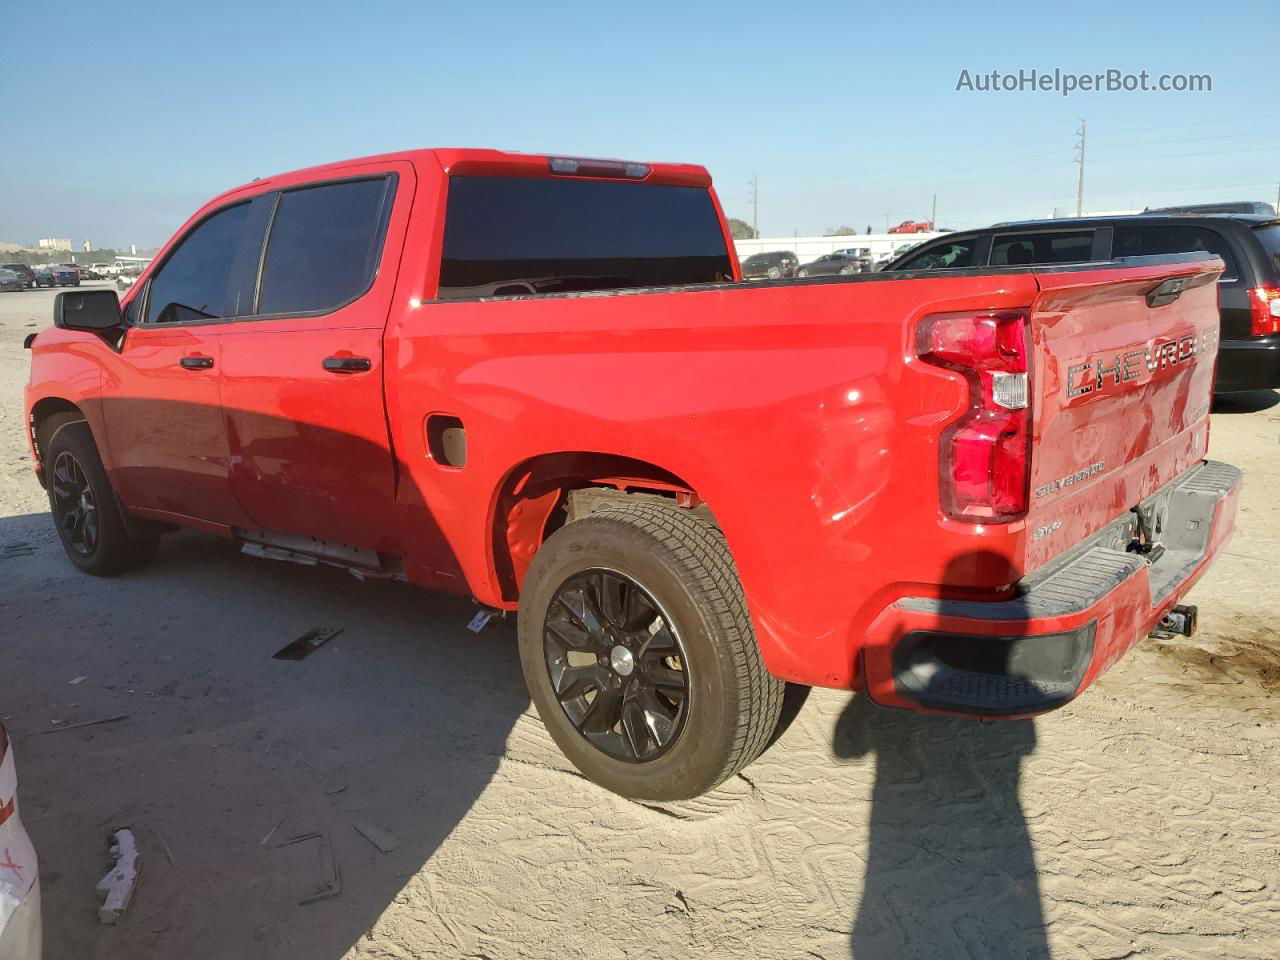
[25,149,1241,801]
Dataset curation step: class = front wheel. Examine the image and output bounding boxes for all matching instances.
[797,268,809,278]
[839,265,853,275]
[44,421,158,576]
[766,266,781,279]
[518,500,783,801]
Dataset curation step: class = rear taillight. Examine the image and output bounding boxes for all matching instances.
[917,310,1032,523]
[1248,286,1280,336]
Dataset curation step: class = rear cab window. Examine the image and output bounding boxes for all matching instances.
[1112,224,1239,281]
[437,176,733,298]
[990,231,1094,266]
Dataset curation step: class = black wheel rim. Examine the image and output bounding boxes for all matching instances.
[50,451,98,556]
[543,568,690,763]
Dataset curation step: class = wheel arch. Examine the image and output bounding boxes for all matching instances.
[29,397,88,487]
[489,451,710,604]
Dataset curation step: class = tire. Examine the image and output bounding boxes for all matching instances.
[766,266,781,279]
[839,265,853,275]
[797,268,808,278]
[43,420,158,576]
[518,500,783,801]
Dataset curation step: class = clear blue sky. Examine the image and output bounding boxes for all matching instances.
[3,0,1278,249]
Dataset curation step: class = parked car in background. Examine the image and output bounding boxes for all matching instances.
[32,269,55,289]
[116,271,139,293]
[873,241,920,269]
[0,269,25,292]
[741,250,798,279]
[888,219,933,234]
[43,266,80,287]
[90,262,117,277]
[0,263,36,289]
[0,721,42,960]
[796,251,870,276]
[881,212,1280,393]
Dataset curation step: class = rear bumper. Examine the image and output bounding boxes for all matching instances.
[1216,335,1280,392]
[862,460,1242,717]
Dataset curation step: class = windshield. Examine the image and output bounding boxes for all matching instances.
[439,176,732,298]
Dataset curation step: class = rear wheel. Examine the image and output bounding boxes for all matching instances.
[839,265,853,275]
[518,500,783,801]
[44,421,158,576]
[766,266,781,279]
[797,268,809,278]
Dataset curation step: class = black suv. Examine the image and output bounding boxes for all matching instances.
[741,250,798,280]
[883,214,1280,393]
[0,262,36,289]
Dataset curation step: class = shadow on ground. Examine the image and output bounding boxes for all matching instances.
[835,547,1051,959]
[0,513,527,960]
[1212,388,1280,414]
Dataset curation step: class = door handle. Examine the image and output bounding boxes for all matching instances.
[323,356,372,374]
[180,355,214,370]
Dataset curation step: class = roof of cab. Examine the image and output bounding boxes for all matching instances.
[207,148,713,208]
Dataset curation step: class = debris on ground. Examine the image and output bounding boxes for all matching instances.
[97,829,140,924]
[274,832,341,905]
[40,714,128,735]
[69,676,87,685]
[352,820,401,853]
[272,628,344,661]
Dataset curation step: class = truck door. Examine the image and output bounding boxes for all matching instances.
[105,199,266,529]
[218,168,413,556]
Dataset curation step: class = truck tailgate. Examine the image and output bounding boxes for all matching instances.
[1024,257,1223,570]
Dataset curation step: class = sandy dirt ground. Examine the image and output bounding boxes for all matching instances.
[2,284,1279,960]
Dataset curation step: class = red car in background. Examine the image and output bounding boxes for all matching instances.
[888,219,933,233]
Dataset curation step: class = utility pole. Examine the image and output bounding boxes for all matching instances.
[931,193,937,229]
[1075,119,1087,217]
[748,175,758,238]
[1275,182,1279,212]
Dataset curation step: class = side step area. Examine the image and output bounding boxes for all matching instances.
[236,528,406,582]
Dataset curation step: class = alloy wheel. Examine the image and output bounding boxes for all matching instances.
[50,451,98,556]
[543,568,690,762]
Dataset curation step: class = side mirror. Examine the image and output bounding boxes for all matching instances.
[54,289,122,331]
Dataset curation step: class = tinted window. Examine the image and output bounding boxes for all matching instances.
[1112,224,1237,280]
[147,202,253,324]
[1251,225,1280,281]
[991,231,1093,266]
[438,177,732,298]
[892,238,978,271]
[744,254,767,266]
[257,177,393,315]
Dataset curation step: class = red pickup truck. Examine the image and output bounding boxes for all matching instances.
[24,149,1241,801]
[889,219,934,234]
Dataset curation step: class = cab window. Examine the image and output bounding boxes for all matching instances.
[146,202,256,324]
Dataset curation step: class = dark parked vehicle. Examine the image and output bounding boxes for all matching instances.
[0,269,24,292]
[882,213,1280,393]
[32,268,55,288]
[41,265,81,287]
[741,250,798,279]
[0,263,36,288]
[796,252,870,277]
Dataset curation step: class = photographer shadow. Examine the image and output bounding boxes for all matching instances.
[834,550,1052,959]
